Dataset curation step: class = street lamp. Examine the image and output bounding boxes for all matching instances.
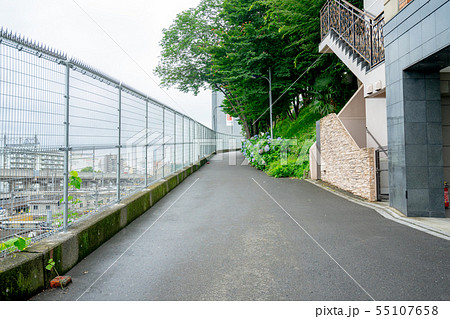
[253,68,273,139]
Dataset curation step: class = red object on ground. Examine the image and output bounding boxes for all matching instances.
[206,162,210,164]
[445,183,449,208]
[50,276,72,288]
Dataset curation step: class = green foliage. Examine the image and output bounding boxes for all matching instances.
[1,236,31,255]
[155,0,358,138]
[46,259,65,289]
[241,105,318,179]
[242,132,313,179]
[273,106,322,140]
[59,171,82,206]
[46,259,56,271]
[267,157,308,178]
[57,171,83,226]
[69,171,82,189]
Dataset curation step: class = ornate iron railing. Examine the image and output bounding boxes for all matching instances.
[320,0,385,70]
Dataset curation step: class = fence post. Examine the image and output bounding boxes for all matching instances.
[188,119,191,164]
[338,0,341,35]
[145,99,148,186]
[174,112,176,172]
[182,115,185,167]
[370,21,373,68]
[328,1,330,35]
[352,10,356,48]
[117,84,122,202]
[214,130,217,154]
[162,107,165,178]
[63,61,70,232]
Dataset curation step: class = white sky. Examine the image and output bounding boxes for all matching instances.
[0,0,212,128]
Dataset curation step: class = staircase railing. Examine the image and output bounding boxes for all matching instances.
[320,0,385,70]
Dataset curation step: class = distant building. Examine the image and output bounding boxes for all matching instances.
[212,91,242,136]
[0,135,63,171]
[103,154,118,173]
[29,199,60,216]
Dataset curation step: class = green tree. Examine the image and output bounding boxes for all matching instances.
[261,0,358,115]
[155,0,255,137]
[155,0,360,137]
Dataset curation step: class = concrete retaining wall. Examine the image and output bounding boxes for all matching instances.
[0,153,219,300]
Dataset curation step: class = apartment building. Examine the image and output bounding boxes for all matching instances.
[384,0,450,217]
[311,0,449,217]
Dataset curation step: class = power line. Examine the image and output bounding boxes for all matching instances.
[71,0,192,118]
[252,6,364,126]
[252,54,324,126]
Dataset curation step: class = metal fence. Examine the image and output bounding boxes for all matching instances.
[0,28,242,256]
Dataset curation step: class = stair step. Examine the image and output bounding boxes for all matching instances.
[361,62,370,72]
[324,30,374,74]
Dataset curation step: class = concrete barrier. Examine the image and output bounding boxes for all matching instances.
[0,153,216,300]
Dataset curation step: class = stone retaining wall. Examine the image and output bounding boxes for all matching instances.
[320,114,376,201]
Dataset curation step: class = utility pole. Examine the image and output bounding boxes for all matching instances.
[253,68,273,139]
[268,67,273,139]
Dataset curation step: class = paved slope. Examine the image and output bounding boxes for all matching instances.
[31,152,450,301]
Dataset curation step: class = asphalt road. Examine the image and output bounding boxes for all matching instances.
[31,152,450,301]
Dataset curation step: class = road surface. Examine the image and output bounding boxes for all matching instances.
[31,152,450,301]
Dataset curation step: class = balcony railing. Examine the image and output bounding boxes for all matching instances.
[320,0,385,70]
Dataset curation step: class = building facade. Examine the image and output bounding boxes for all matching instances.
[312,0,450,217]
[212,91,242,136]
[384,0,450,217]
[312,0,387,202]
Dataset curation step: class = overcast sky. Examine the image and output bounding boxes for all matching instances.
[0,0,212,127]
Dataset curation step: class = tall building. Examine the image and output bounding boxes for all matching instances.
[312,0,387,202]
[311,0,450,217]
[0,135,63,171]
[212,91,242,136]
[384,0,450,217]
[103,154,118,173]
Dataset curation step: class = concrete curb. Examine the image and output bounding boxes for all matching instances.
[0,153,216,300]
[306,179,450,241]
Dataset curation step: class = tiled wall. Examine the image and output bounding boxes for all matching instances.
[320,114,377,201]
[384,0,450,217]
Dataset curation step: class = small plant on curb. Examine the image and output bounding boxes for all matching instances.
[46,258,71,289]
[56,171,83,227]
[46,259,59,275]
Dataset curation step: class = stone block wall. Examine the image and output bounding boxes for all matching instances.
[320,113,377,201]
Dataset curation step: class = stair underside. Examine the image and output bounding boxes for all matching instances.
[319,30,369,82]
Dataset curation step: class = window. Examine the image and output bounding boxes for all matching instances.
[46,205,51,210]
[33,205,38,210]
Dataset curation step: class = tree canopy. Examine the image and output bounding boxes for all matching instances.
[155,0,361,138]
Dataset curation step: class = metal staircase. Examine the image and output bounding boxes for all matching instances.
[320,0,385,73]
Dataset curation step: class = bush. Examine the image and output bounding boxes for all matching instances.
[241,132,313,179]
[266,157,310,178]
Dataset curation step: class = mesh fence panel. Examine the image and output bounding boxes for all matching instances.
[0,30,243,257]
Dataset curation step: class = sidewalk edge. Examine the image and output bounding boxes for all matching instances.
[305,179,450,241]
